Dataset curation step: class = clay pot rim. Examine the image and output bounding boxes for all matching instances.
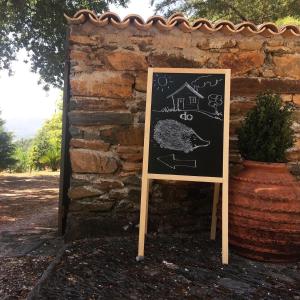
[243,160,287,170]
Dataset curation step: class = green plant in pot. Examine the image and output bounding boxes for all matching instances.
[237,91,295,163]
[229,91,300,262]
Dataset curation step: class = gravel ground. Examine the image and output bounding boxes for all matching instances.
[0,236,63,300]
[35,234,300,300]
[0,255,53,299]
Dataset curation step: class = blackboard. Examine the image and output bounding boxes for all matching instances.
[146,69,230,179]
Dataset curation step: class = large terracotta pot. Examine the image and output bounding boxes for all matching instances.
[229,160,300,262]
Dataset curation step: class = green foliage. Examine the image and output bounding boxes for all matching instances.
[151,0,300,23]
[237,91,295,163]
[0,111,16,171]
[0,0,129,89]
[276,16,300,26]
[12,139,32,172]
[29,103,62,171]
[39,146,61,172]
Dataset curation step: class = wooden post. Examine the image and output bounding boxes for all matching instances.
[222,69,231,264]
[137,177,150,259]
[58,28,71,235]
[210,183,220,240]
[137,69,153,261]
[145,179,152,234]
[222,180,229,264]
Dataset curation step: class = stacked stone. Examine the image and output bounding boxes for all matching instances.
[66,19,300,239]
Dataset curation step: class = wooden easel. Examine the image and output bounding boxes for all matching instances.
[137,68,231,264]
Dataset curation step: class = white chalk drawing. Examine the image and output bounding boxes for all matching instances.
[153,73,174,92]
[191,75,223,91]
[152,81,223,120]
[158,107,177,112]
[157,154,197,169]
[166,82,204,112]
[208,94,223,118]
[153,119,210,153]
[180,111,193,121]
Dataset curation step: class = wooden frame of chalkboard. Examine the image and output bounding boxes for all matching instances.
[137,67,231,264]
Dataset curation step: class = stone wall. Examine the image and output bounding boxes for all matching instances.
[64,12,300,240]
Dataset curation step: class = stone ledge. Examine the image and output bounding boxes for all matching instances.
[219,51,264,75]
[68,186,104,200]
[70,98,128,111]
[106,51,147,71]
[70,149,118,174]
[100,126,144,146]
[232,78,300,95]
[70,138,110,151]
[72,174,124,190]
[69,112,133,126]
[70,71,134,98]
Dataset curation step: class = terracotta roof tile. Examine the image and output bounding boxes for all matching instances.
[65,10,300,37]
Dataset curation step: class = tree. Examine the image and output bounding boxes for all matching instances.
[29,107,62,171]
[0,0,129,90]
[208,94,223,117]
[151,0,300,24]
[276,16,300,26]
[12,138,32,172]
[0,111,16,171]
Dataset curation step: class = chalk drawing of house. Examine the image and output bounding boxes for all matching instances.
[166,82,205,112]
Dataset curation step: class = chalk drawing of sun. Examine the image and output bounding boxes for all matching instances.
[153,74,174,92]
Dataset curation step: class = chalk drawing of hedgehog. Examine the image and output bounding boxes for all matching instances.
[153,119,210,153]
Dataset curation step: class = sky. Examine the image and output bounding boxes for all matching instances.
[0,0,154,139]
[0,50,62,139]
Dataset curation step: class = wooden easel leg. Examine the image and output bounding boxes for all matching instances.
[222,180,229,264]
[210,183,220,240]
[137,177,150,260]
[145,180,152,234]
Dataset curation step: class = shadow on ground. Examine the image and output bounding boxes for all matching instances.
[0,175,59,229]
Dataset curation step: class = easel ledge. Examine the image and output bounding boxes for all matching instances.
[147,173,223,183]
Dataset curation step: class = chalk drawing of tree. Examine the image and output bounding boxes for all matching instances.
[208,94,223,116]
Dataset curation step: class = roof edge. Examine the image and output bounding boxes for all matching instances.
[65,10,300,37]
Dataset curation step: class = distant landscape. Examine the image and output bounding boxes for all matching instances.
[4,117,48,139]
[0,100,62,173]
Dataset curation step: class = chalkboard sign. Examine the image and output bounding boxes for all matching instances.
[138,68,231,264]
[144,68,230,180]
[148,71,226,178]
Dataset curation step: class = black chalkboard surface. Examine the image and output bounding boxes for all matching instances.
[147,70,227,178]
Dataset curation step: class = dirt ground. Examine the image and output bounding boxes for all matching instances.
[35,235,300,300]
[0,172,62,299]
[1,172,300,299]
[0,171,59,234]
